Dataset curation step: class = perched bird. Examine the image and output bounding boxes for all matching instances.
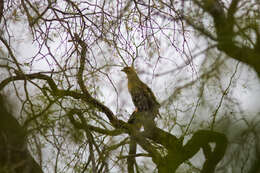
[122,67,160,172]
[121,67,160,119]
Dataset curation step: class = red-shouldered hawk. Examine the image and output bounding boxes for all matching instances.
[122,67,160,119]
[122,67,160,172]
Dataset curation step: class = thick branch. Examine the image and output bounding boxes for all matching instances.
[141,123,227,173]
[183,130,227,173]
[67,109,123,136]
[0,95,44,173]
[0,72,119,127]
[130,128,163,165]
[73,33,120,125]
[191,0,260,77]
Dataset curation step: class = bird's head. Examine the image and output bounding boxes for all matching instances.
[121,67,138,79]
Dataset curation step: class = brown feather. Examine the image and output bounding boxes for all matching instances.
[122,67,160,118]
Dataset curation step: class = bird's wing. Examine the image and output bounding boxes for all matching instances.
[141,82,160,107]
[130,86,149,110]
[129,81,159,113]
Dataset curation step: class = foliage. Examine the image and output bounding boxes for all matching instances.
[0,0,260,173]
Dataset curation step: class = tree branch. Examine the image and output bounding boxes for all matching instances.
[67,108,123,136]
[0,72,120,127]
[183,130,227,173]
[191,0,260,77]
[0,0,3,22]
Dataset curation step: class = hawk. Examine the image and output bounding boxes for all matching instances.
[122,67,160,172]
[121,67,160,119]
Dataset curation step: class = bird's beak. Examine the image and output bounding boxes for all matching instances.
[121,69,126,72]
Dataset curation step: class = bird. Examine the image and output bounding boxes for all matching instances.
[122,67,160,172]
[121,67,160,119]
